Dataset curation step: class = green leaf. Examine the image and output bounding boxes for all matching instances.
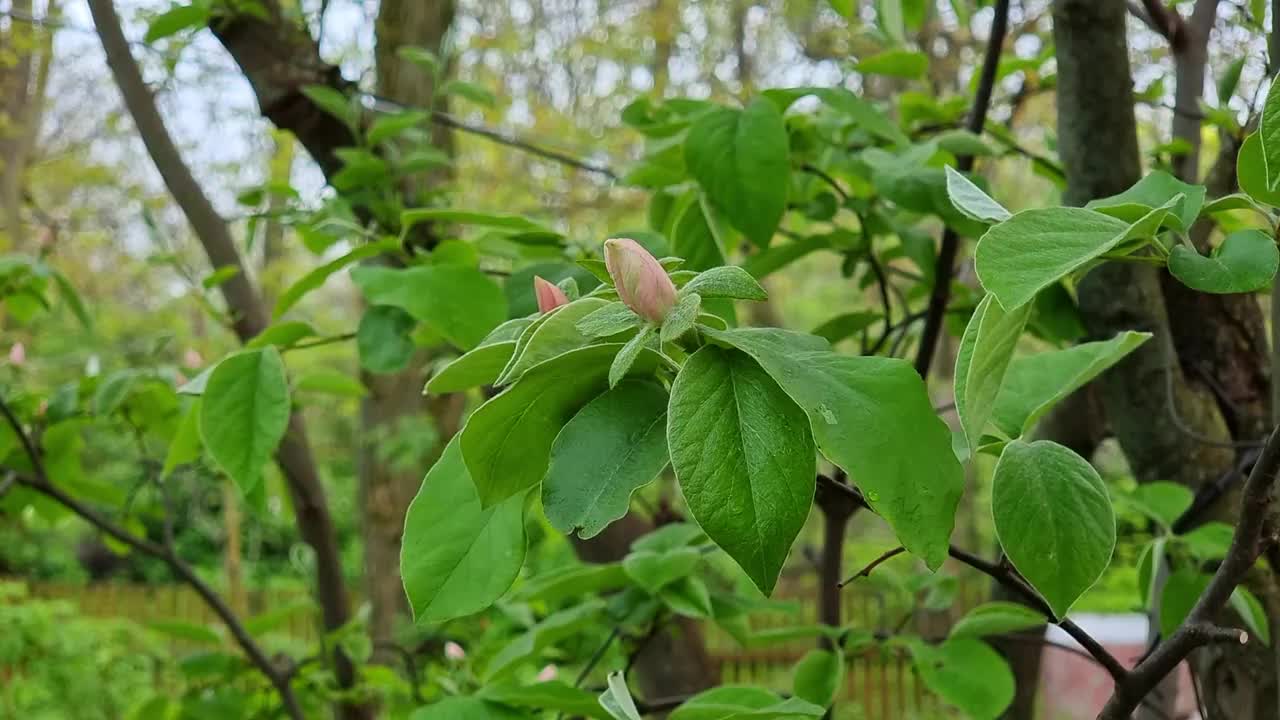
[1086,170,1206,230]
[300,85,358,131]
[50,270,92,330]
[1219,57,1245,103]
[669,686,824,719]
[877,0,906,43]
[599,672,642,720]
[144,3,210,43]
[517,563,629,605]
[792,649,843,707]
[685,99,790,247]
[667,345,815,594]
[544,381,669,539]
[294,369,367,398]
[1127,481,1193,527]
[706,327,963,570]
[480,681,611,719]
[1259,77,1280,191]
[945,166,1011,223]
[856,49,927,78]
[199,348,291,493]
[992,440,1116,619]
[1180,521,1234,559]
[485,600,605,679]
[367,110,429,146]
[93,370,138,416]
[623,547,702,593]
[954,294,1032,453]
[499,298,610,384]
[162,400,202,479]
[351,265,505,350]
[357,306,417,374]
[681,266,768,301]
[1169,229,1279,293]
[274,239,397,318]
[666,192,728,271]
[990,331,1150,438]
[948,602,1046,640]
[463,344,660,507]
[441,79,497,107]
[812,311,880,344]
[1231,587,1270,644]
[659,576,714,617]
[1238,132,1280,206]
[401,437,527,624]
[975,204,1174,310]
[148,620,220,645]
[426,318,533,394]
[409,698,525,720]
[661,293,701,343]
[401,208,559,237]
[1159,569,1211,637]
[247,321,317,349]
[1136,538,1167,606]
[610,326,654,388]
[577,302,642,338]
[201,265,239,289]
[910,638,1014,720]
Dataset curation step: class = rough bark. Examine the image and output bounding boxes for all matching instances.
[1055,1,1276,717]
[87,4,365,717]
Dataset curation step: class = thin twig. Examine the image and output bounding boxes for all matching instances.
[839,546,906,586]
[801,163,850,202]
[914,0,1010,377]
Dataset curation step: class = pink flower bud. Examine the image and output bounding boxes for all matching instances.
[182,349,203,369]
[603,238,676,323]
[8,342,25,366]
[444,641,466,661]
[536,664,557,682]
[533,276,569,313]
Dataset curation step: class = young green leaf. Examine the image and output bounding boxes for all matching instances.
[599,672,642,720]
[668,687,824,719]
[479,681,611,720]
[400,438,527,625]
[954,294,1032,453]
[351,265,505,350]
[909,638,1014,720]
[661,293,701,343]
[681,265,768,300]
[948,602,1046,640]
[609,326,654,388]
[992,440,1116,619]
[144,2,210,43]
[1238,132,1280,206]
[357,305,417,374]
[462,344,659,507]
[624,547,702,594]
[975,202,1175,310]
[989,331,1151,437]
[485,601,605,680]
[856,49,928,79]
[1169,229,1279,294]
[274,239,398,318]
[685,99,790,248]
[162,400,202,479]
[667,345,816,595]
[706,327,962,570]
[577,301,643,338]
[792,649,844,707]
[659,576,714,618]
[543,380,669,539]
[499,298,611,384]
[294,369,367,398]
[199,348,291,493]
[408,698,525,720]
[1259,76,1280,190]
[1085,170,1206,230]
[426,318,533,393]
[945,166,1011,223]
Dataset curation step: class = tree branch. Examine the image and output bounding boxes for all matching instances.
[1100,424,1280,719]
[0,397,303,720]
[914,0,1010,377]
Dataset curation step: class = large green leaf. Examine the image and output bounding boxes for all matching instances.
[1085,170,1206,230]
[1238,132,1280,206]
[199,348,290,493]
[1169,229,1279,294]
[954,294,1031,453]
[544,381,669,538]
[462,344,658,507]
[992,440,1116,619]
[706,327,962,569]
[669,686,824,720]
[685,99,790,247]
[498,298,610,384]
[351,265,505,349]
[792,649,843,707]
[408,698,525,720]
[480,681,610,719]
[401,438,527,625]
[910,638,1014,720]
[990,332,1151,438]
[667,345,815,595]
[1259,77,1280,191]
[975,203,1174,310]
[357,305,417,374]
[948,602,1046,640]
[426,318,533,394]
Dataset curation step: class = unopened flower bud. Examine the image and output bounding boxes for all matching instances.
[534,275,569,313]
[8,342,25,366]
[603,238,676,323]
[444,641,466,661]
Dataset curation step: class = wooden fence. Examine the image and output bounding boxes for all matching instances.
[17,572,990,719]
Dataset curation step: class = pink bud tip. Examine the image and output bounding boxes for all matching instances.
[182,349,203,369]
[536,664,558,682]
[444,641,466,661]
[533,275,570,313]
[8,342,25,366]
[603,237,677,323]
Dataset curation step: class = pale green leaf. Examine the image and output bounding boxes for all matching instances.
[954,294,1032,453]
[199,348,291,493]
[948,602,1045,640]
[945,166,1011,223]
[1169,229,1279,293]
